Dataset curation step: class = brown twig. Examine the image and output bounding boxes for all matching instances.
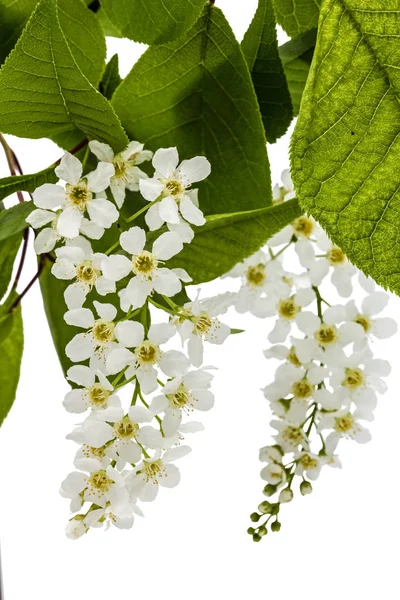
[9,255,47,312]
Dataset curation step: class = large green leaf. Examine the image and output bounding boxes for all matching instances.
[279,29,316,116]
[0,169,57,203]
[0,303,23,427]
[113,5,272,216]
[291,0,400,294]
[0,0,105,76]
[39,260,72,376]
[0,234,22,301]
[0,0,128,151]
[241,0,293,142]
[169,199,301,283]
[101,0,205,45]
[273,0,320,36]
[0,202,34,242]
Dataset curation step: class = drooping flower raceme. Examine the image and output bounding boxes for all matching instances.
[27,142,233,538]
[224,169,396,541]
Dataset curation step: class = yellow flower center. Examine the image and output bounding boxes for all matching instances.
[143,459,163,482]
[132,251,157,278]
[343,368,364,389]
[168,384,190,409]
[288,346,302,367]
[292,216,314,238]
[246,264,266,287]
[355,314,370,333]
[76,261,98,286]
[315,324,337,346]
[114,417,138,439]
[194,314,212,335]
[327,247,346,265]
[165,178,184,197]
[335,414,354,433]
[88,470,113,493]
[292,380,313,399]
[89,384,111,407]
[135,341,161,365]
[92,320,115,344]
[278,298,300,320]
[282,426,303,446]
[66,182,92,210]
[299,454,318,469]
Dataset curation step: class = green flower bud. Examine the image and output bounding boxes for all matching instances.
[271,520,281,532]
[279,488,294,503]
[258,501,272,514]
[258,526,268,537]
[247,527,255,535]
[263,484,276,497]
[270,503,280,515]
[250,512,260,522]
[252,533,262,542]
[300,481,313,495]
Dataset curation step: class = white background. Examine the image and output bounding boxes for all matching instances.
[1,1,400,598]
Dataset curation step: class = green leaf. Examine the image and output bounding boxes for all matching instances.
[0,202,33,242]
[112,5,272,216]
[0,303,23,427]
[0,234,22,301]
[0,0,128,151]
[291,0,400,294]
[241,0,293,142]
[0,168,57,202]
[279,28,316,116]
[0,0,36,64]
[39,260,72,376]
[169,198,301,283]
[273,0,320,37]
[101,0,205,45]
[100,54,122,101]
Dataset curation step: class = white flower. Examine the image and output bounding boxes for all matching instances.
[52,237,115,309]
[308,235,356,297]
[101,226,184,309]
[344,293,397,341]
[173,296,230,367]
[83,501,141,531]
[260,462,286,487]
[89,140,153,208]
[127,446,191,502]
[66,517,88,540]
[318,410,371,444]
[271,420,309,453]
[294,451,322,480]
[272,169,296,204]
[139,147,210,242]
[267,288,315,344]
[63,365,121,414]
[107,322,189,394]
[150,368,214,436]
[31,152,117,239]
[60,464,130,509]
[64,301,144,367]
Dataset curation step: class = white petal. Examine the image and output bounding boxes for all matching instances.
[64,284,87,310]
[144,203,164,230]
[162,410,182,437]
[295,311,320,336]
[171,268,192,282]
[102,255,132,282]
[158,196,180,225]
[159,464,180,488]
[148,322,176,345]
[137,367,158,394]
[57,206,82,238]
[60,472,87,497]
[152,147,179,177]
[89,140,114,162]
[55,153,82,184]
[179,195,205,226]
[93,301,117,322]
[373,317,397,339]
[107,348,134,374]
[152,231,183,260]
[33,183,65,209]
[188,335,203,367]
[65,333,95,362]
[178,156,211,184]
[128,405,153,423]
[139,178,164,201]
[120,227,146,255]
[153,268,182,297]
[115,321,145,347]
[86,198,118,228]
[64,308,95,329]
[84,421,115,447]
[95,276,116,296]
[67,364,95,387]
[63,390,86,413]
[86,162,115,193]
[26,208,55,228]
[167,218,194,243]
[79,218,104,239]
[126,277,153,308]
[362,292,388,316]
[160,350,190,377]
[137,426,163,448]
[33,228,58,254]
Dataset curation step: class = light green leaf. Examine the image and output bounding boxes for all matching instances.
[113,5,272,216]
[0,303,23,427]
[279,29,316,116]
[169,198,301,283]
[241,0,293,142]
[0,168,57,202]
[291,0,400,294]
[39,260,72,376]
[101,0,205,45]
[273,0,320,37]
[0,234,22,301]
[0,202,33,242]
[100,54,122,101]
[0,0,128,151]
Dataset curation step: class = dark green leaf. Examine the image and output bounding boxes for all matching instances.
[291,0,400,294]
[101,0,205,45]
[242,0,293,142]
[0,303,23,427]
[0,0,128,151]
[96,7,123,37]
[0,234,22,301]
[0,202,33,242]
[279,29,316,116]
[0,168,57,202]
[273,0,320,37]
[100,54,122,101]
[113,5,272,216]
[0,0,37,64]
[169,198,301,283]
[39,260,72,376]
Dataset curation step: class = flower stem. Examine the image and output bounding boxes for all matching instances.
[9,254,47,312]
[126,197,160,224]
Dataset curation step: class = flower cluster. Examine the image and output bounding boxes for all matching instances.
[225,170,396,541]
[27,142,231,538]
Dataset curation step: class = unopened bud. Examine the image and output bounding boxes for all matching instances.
[270,503,280,515]
[258,526,268,537]
[250,512,260,522]
[271,520,281,532]
[252,533,262,542]
[247,527,255,535]
[263,484,276,497]
[258,501,272,514]
[279,488,294,503]
[300,481,313,496]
